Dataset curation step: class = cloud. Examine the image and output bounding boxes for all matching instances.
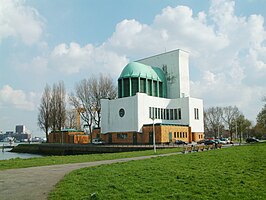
[22,42,129,77]
[0,85,37,111]
[0,0,44,45]
[11,0,266,122]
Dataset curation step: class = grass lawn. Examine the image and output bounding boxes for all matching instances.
[49,143,266,200]
[0,148,181,170]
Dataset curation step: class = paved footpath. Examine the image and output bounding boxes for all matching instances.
[0,152,179,200]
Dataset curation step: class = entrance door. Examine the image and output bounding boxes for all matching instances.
[108,134,112,144]
[149,132,153,145]
[169,132,172,143]
[133,132,137,145]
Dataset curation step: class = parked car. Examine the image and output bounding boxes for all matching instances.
[219,138,230,144]
[204,140,217,145]
[246,138,259,143]
[214,139,227,144]
[175,140,187,145]
[92,138,105,145]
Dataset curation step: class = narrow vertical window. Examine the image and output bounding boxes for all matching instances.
[170,109,173,120]
[194,108,199,120]
[166,109,170,120]
[174,109,177,120]
[118,79,122,98]
[178,108,182,120]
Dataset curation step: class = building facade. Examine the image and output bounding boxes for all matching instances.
[101,49,204,144]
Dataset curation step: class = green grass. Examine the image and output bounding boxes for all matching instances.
[0,148,181,170]
[49,143,266,200]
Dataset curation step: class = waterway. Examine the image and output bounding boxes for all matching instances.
[0,142,43,160]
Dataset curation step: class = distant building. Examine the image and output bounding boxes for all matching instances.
[15,125,31,142]
[15,125,26,134]
[100,49,204,144]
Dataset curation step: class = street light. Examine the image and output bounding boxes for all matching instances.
[151,117,156,153]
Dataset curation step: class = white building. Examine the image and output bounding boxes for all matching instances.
[101,49,204,144]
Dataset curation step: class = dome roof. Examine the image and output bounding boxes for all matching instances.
[119,62,165,82]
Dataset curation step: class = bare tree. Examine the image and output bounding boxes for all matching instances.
[69,79,95,138]
[37,85,51,142]
[65,109,77,129]
[89,74,117,127]
[50,81,66,131]
[69,74,117,141]
[222,106,240,140]
[204,107,223,138]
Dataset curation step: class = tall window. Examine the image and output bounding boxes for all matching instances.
[174,109,178,120]
[153,81,157,96]
[131,78,138,96]
[147,80,152,96]
[140,78,146,93]
[159,82,163,97]
[170,109,173,120]
[194,108,199,120]
[166,109,170,120]
[123,78,130,97]
[118,79,122,98]
[178,108,182,120]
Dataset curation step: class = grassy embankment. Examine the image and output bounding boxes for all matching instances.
[49,143,266,200]
[0,148,181,170]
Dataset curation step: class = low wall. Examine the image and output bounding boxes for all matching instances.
[11,143,173,155]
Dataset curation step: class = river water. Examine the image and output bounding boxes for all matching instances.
[0,142,43,160]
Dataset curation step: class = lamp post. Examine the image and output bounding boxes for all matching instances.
[152,117,156,153]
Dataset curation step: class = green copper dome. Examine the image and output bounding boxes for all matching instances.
[119,62,165,82]
[118,62,167,98]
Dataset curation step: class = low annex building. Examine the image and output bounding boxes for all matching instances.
[100,49,204,144]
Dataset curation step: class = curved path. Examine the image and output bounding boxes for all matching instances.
[0,152,180,200]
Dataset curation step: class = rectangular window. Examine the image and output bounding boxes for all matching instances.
[155,108,158,119]
[153,81,157,96]
[118,79,122,98]
[158,108,161,119]
[194,108,199,120]
[174,132,177,138]
[161,109,164,119]
[117,133,128,139]
[159,82,163,97]
[149,107,152,118]
[147,80,152,96]
[140,78,146,93]
[131,78,138,96]
[174,109,178,120]
[170,109,174,120]
[123,78,130,97]
[152,107,155,119]
[178,108,182,120]
[177,132,179,138]
[166,109,170,120]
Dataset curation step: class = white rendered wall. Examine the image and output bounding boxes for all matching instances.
[187,98,204,133]
[137,49,190,99]
[101,93,203,133]
[101,96,138,133]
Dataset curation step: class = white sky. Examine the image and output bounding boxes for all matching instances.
[0,0,266,136]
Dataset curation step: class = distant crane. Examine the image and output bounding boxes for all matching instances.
[76,107,85,130]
